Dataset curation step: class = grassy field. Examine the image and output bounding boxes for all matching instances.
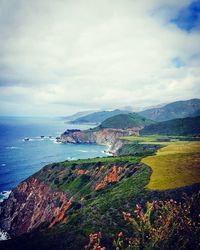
[121,135,188,144]
[142,141,200,190]
[120,135,200,190]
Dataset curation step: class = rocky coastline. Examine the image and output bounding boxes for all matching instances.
[0,126,142,243]
[57,127,141,154]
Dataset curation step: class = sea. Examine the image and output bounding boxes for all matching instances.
[0,116,107,202]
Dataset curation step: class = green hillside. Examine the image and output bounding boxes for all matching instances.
[98,113,154,129]
[141,116,200,136]
[139,98,200,121]
[1,150,199,250]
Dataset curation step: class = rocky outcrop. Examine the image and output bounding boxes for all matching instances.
[59,128,140,153]
[0,178,71,237]
[94,164,138,191]
[95,165,121,191]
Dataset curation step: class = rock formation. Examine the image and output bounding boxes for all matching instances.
[0,178,70,237]
[59,128,140,153]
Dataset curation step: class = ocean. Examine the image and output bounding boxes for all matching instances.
[0,116,107,202]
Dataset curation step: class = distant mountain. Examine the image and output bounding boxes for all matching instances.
[139,103,168,111]
[62,110,97,121]
[98,113,155,130]
[141,116,200,136]
[70,109,130,124]
[119,103,167,112]
[139,99,200,121]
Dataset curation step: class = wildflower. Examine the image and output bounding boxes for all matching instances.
[118,232,123,238]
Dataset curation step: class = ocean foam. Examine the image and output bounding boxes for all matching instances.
[0,230,10,241]
[0,190,11,203]
[6,146,19,150]
[53,140,62,144]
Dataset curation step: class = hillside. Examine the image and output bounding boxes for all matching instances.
[70,109,130,124]
[141,116,200,136]
[0,142,199,250]
[98,113,155,130]
[0,155,151,249]
[139,98,200,121]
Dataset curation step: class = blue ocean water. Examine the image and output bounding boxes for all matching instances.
[0,116,106,200]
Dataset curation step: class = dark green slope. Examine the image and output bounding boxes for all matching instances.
[70,109,130,124]
[98,113,155,129]
[141,116,200,136]
[139,98,200,121]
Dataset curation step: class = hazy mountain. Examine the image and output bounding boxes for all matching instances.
[70,109,131,124]
[139,99,200,121]
[119,103,168,112]
[62,110,98,121]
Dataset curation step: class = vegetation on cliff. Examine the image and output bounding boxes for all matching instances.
[85,192,200,250]
[1,137,199,249]
[1,119,200,249]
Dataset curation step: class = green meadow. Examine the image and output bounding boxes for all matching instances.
[121,135,200,190]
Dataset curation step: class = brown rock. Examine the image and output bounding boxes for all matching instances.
[0,178,70,237]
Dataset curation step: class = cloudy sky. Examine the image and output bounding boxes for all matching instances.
[0,0,200,116]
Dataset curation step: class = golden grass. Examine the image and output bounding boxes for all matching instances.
[142,142,200,190]
[121,135,163,142]
[121,135,187,145]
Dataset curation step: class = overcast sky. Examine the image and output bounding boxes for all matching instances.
[0,0,200,116]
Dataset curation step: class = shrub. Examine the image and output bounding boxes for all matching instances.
[86,192,200,250]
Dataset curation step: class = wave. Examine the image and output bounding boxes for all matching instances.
[1,163,6,167]
[30,138,44,141]
[77,150,88,153]
[6,146,20,150]
[101,150,112,156]
[23,136,55,142]
[0,190,11,203]
[0,230,10,241]
[53,140,62,144]
[67,157,77,160]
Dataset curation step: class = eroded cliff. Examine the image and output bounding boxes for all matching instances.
[0,177,71,237]
[59,128,140,153]
[0,156,140,239]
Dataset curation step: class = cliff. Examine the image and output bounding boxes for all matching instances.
[59,128,140,153]
[0,151,198,250]
[0,177,71,237]
[0,156,142,242]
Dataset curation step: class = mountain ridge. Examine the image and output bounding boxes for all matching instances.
[139,98,200,121]
[70,109,131,124]
[141,115,200,136]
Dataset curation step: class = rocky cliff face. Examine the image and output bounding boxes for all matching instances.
[0,157,140,239]
[59,128,140,153]
[0,177,70,237]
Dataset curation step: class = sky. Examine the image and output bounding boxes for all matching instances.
[0,0,200,116]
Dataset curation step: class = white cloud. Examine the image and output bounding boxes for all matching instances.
[0,0,199,115]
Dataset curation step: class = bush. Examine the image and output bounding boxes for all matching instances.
[86,192,200,250]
